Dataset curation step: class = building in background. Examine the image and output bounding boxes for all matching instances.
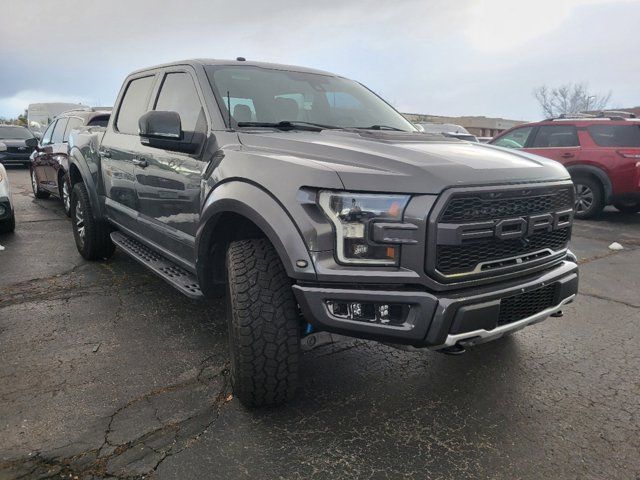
[403,113,526,138]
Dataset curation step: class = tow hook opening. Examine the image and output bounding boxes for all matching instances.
[438,344,466,355]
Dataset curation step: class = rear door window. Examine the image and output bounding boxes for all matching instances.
[492,126,533,149]
[587,124,640,147]
[116,76,155,134]
[51,118,68,144]
[531,125,579,148]
[63,117,83,142]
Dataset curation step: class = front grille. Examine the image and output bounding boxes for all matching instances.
[429,184,574,281]
[6,146,33,154]
[437,228,570,275]
[498,284,558,325]
[440,188,572,223]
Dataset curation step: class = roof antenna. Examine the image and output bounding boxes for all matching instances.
[227,90,232,129]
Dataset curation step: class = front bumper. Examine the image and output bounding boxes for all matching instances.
[293,259,578,349]
[0,153,31,165]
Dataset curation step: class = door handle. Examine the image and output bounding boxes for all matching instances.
[99,148,112,158]
[132,157,149,168]
[560,152,574,158]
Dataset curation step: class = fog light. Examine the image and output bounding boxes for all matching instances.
[326,300,410,325]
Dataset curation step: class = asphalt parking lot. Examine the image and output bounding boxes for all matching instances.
[0,166,639,480]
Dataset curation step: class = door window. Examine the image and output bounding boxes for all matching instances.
[587,124,640,147]
[116,75,155,134]
[51,118,69,144]
[41,121,56,145]
[63,117,83,142]
[531,125,579,148]
[492,127,533,149]
[154,72,206,141]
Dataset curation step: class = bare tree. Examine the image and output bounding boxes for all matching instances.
[533,83,611,118]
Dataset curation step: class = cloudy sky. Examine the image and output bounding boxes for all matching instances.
[1,0,639,120]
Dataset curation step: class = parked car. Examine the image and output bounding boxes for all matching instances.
[418,122,479,142]
[490,115,640,218]
[67,59,578,407]
[27,102,89,139]
[30,109,110,216]
[0,160,16,233]
[0,125,38,167]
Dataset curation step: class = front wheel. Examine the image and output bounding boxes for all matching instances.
[573,177,604,220]
[613,200,640,214]
[0,212,15,234]
[225,238,301,407]
[70,182,115,260]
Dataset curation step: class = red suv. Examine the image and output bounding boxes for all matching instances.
[490,114,640,219]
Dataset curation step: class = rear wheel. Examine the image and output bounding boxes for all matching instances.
[573,176,604,219]
[613,200,640,214]
[59,174,71,217]
[225,238,301,407]
[31,168,50,199]
[70,182,115,260]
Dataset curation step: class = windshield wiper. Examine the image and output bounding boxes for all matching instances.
[356,125,405,131]
[236,121,339,132]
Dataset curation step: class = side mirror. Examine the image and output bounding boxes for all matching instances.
[0,142,6,152]
[25,137,39,149]
[138,111,199,154]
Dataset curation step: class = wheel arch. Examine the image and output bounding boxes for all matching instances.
[196,181,317,297]
[566,165,612,204]
[68,147,102,219]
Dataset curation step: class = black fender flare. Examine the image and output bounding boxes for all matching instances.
[68,146,102,219]
[196,181,317,281]
[566,165,612,203]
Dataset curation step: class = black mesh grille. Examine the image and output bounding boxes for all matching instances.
[498,284,558,326]
[6,146,34,154]
[440,188,573,223]
[436,228,570,275]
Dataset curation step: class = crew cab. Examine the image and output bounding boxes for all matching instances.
[67,59,579,407]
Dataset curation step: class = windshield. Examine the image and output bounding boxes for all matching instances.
[205,65,416,132]
[0,126,35,140]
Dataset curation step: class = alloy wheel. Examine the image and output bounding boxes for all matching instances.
[63,182,70,213]
[31,170,38,194]
[75,200,85,246]
[574,184,594,214]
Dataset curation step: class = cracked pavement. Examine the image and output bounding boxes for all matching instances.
[1,166,639,479]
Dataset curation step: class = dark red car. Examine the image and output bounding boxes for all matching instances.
[490,114,640,219]
[30,109,110,216]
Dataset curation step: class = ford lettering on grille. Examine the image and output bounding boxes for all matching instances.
[428,184,575,281]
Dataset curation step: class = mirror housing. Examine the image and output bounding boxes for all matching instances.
[138,111,199,153]
[25,137,39,149]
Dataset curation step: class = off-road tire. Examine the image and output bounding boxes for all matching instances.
[31,168,50,199]
[573,176,604,220]
[0,213,15,234]
[71,182,115,260]
[225,238,301,407]
[613,200,640,214]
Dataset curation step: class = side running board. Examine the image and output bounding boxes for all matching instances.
[110,231,203,299]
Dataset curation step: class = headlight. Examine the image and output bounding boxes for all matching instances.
[318,191,410,265]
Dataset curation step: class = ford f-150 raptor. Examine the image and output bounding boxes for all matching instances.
[67,59,579,407]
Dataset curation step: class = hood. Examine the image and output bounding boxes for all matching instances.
[238,130,570,194]
[0,139,31,148]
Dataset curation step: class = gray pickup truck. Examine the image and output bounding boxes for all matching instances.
[68,59,579,407]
